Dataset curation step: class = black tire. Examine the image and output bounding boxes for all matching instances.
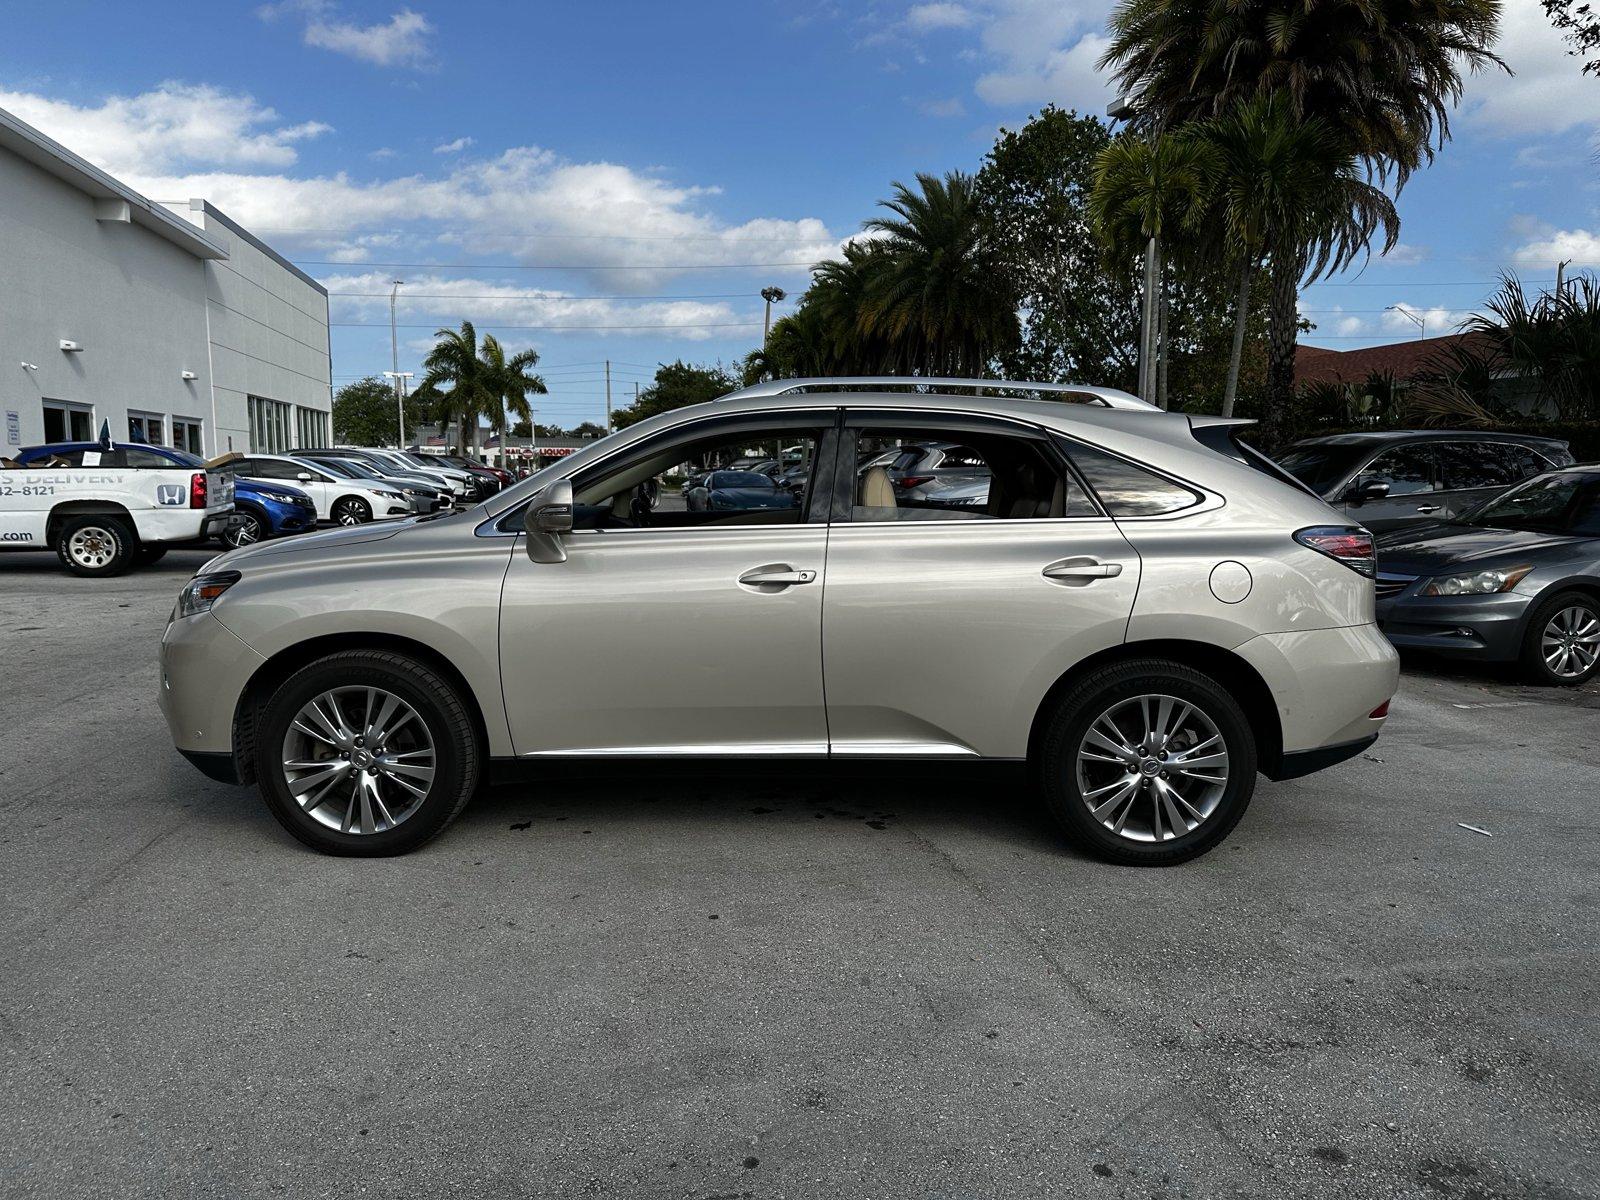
[254,650,482,856]
[54,514,135,577]
[1036,659,1258,866]
[1518,590,1600,686]
[221,507,267,549]
[134,545,169,566]
[332,496,372,526]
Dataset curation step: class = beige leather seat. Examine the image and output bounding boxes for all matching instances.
[861,467,896,509]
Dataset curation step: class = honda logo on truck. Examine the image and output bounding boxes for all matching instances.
[156,484,186,506]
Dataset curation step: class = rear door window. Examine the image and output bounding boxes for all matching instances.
[1435,442,1521,491]
[1057,440,1201,517]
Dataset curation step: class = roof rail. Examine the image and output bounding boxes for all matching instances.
[718,376,1161,412]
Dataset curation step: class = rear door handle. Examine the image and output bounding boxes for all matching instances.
[1042,559,1124,583]
[739,566,817,587]
[1415,504,1441,514]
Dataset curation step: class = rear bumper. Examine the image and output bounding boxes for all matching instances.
[1270,734,1377,781]
[178,748,244,785]
[1376,591,1529,662]
[1233,623,1398,765]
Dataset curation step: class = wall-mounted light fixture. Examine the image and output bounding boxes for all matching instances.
[20,362,38,371]
[181,370,197,381]
[59,340,83,353]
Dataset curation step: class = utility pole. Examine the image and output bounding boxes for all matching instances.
[388,279,405,445]
[1385,305,1425,341]
[1556,259,1571,299]
[761,286,787,342]
[382,371,413,446]
[604,360,613,432]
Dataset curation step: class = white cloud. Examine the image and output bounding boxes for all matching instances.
[259,2,433,68]
[1378,243,1429,266]
[0,82,330,172]
[368,146,397,160]
[1511,224,1600,265]
[891,0,1117,113]
[304,8,433,67]
[324,272,745,341]
[917,96,968,117]
[433,136,474,154]
[1461,0,1599,135]
[2,82,836,289]
[906,3,976,31]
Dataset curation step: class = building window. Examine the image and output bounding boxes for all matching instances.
[128,411,166,446]
[247,395,292,454]
[172,417,205,456]
[295,406,329,449]
[42,400,94,444]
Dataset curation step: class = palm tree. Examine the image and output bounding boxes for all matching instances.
[1194,95,1400,419]
[477,334,547,460]
[1098,0,1505,187]
[413,321,495,453]
[1088,133,1211,407]
[859,171,1019,376]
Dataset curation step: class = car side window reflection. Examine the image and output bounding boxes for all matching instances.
[1359,447,1435,496]
[849,427,1096,521]
[570,429,821,531]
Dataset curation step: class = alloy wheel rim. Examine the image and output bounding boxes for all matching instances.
[68,526,116,568]
[336,505,363,525]
[281,686,437,835]
[229,515,261,547]
[1542,606,1600,679]
[1075,694,1229,843]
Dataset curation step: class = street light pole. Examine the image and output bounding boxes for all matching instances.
[382,371,413,446]
[760,286,787,343]
[388,279,405,444]
[1385,305,1425,341]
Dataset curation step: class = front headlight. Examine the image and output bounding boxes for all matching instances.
[176,571,241,619]
[1422,565,1532,596]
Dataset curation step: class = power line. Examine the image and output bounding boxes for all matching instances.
[330,290,780,301]
[299,259,819,271]
[332,320,762,331]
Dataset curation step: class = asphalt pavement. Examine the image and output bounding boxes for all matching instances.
[1,548,1596,1199]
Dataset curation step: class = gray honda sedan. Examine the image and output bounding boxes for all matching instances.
[1375,466,1600,684]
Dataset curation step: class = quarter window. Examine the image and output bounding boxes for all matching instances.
[1059,440,1201,517]
[852,427,1095,521]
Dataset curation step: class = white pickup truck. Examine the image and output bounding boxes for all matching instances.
[0,445,235,576]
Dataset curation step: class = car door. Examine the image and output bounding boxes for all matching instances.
[820,412,1141,760]
[1342,444,1441,531]
[498,411,838,757]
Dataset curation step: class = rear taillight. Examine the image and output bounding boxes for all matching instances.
[1369,699,1391,718]
[897,475,934,488]
[190,472,207,509]
[1294,525,1376,577]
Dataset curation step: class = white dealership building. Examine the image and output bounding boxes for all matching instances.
[0,105,331,460]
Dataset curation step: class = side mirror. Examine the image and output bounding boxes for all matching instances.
[296,472,313,482]
[523,478,574,563]
[1348,479,1390,504]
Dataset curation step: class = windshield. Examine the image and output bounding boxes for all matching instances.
[713,471,773,489]
[1275,445,1363,494]
[335,458,383,480]
[308,457,356,479]
[1465,472,1600,535]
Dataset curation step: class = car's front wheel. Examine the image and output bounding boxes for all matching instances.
[332,497,371,526]
[1037,659,1258,866]
[1520,591,1600,686]
[255,650,482,855]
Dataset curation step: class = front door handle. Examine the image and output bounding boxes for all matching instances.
[739,566,817,587]
[1042,558,1124,584]
[1415,504,1441,514]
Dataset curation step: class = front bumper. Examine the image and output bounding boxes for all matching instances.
[1376,590,1530,662]
[264,502,317,535]
[160,609,265,767]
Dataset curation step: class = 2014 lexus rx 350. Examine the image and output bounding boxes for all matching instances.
[161,378,1398,865]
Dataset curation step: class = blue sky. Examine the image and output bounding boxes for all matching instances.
[3,0,1597,426]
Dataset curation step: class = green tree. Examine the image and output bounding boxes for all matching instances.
[1193,95,1399,418]
[975,107,1138,387]
[412,321,495,453]
[477,334,546,453]
[332,376,424,446]
[611,361,738,429]
[568,421,609,439]
[1543,0,1600,74]
[860,171,1020,376]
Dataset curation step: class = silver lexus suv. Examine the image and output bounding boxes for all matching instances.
[160,378,1398,865]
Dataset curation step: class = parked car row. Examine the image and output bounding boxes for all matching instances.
[1,438,510,570]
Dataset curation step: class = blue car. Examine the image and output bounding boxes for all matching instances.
[15,441,317,548]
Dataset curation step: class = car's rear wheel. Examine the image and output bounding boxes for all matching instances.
[222,508,266,549]
[1520,591,1600,686]
[255,651,481,856]
[332,497,371,526]
[55,514,134,577]
[1037,659,1258,866]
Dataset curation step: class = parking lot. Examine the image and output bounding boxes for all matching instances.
[1,549,1596,1199]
